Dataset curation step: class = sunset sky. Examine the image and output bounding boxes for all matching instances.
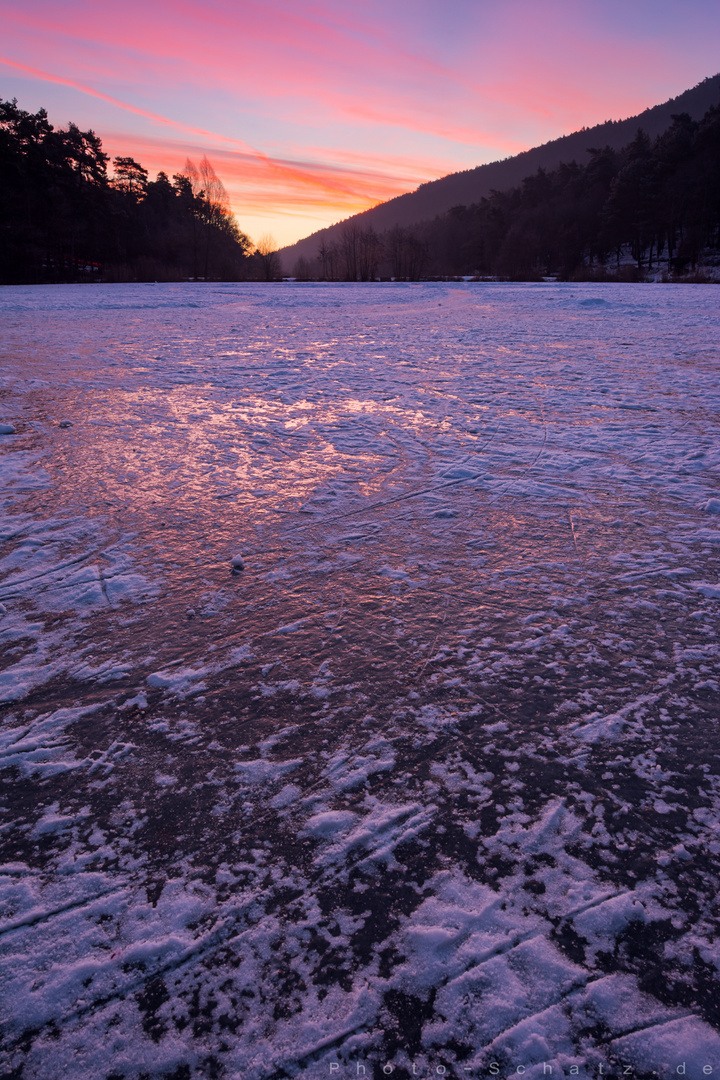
[1,0,719,248]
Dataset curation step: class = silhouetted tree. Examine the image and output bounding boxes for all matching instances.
[387,225,428,279]
[381,104,719,281]
[292,256,312,281]
[112,156,148,196]
[357,226,383,280]
[0,98,251,283]
[340,224,360,280]
[317,240,340,280]
[253,234,281,280]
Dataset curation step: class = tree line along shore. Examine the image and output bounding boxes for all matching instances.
[1,97,718,285]
[0,98,256,284]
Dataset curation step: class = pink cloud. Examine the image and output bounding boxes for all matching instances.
[2,0,715,245]
[2,2,656,150]
[0,55,259,153]
[99,131,436,219]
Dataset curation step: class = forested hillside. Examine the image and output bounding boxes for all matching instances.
[0,99,251,283]
[280,74,720,272]
[291,106,720,281]
[3,93,718,285]
[424,107,720,280]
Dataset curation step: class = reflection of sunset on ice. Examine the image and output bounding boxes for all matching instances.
[1,281,720,1077]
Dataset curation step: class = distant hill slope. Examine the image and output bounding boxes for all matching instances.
[280,73,720,270]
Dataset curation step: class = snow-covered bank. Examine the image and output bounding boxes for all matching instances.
[1,282,719,1079]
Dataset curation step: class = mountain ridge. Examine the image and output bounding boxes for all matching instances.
[279,73,720,270]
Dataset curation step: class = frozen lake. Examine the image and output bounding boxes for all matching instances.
[1,281,720,1079]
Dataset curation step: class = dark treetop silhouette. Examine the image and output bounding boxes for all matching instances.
[2,90,718,284]
[0,99,254,284]
[285,103,720,282]
[280,73,720,278]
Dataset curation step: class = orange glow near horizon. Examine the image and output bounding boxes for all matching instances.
[97,131,453,244]
[1,0,718,246]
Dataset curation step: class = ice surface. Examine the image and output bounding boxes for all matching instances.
[1,281,720,1078]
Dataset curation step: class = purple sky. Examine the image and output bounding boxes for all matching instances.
[1,0,718,246]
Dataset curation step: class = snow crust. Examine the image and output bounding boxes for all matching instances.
[1,282,720,1078]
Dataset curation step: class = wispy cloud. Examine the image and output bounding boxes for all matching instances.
[99,131,443,216]
[2,0,717,244]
